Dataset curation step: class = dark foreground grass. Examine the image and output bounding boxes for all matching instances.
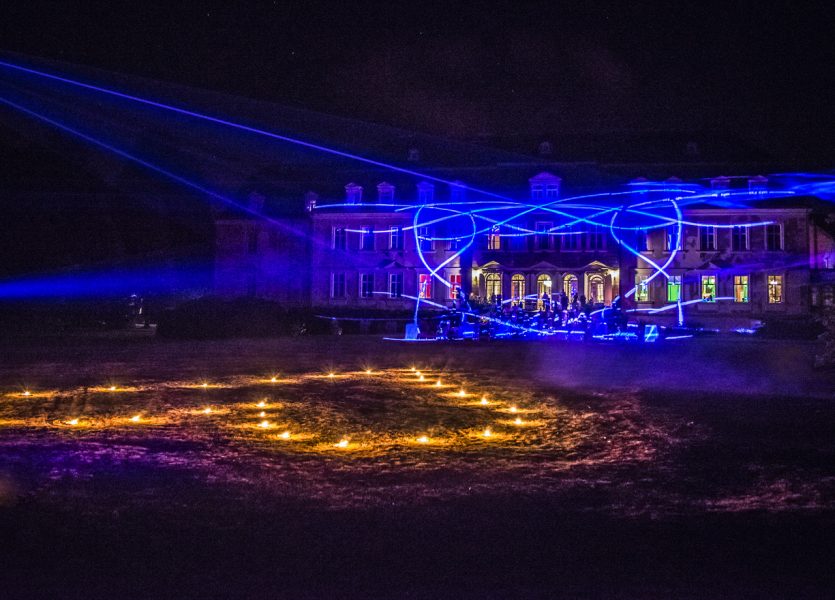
[0,334,834,599]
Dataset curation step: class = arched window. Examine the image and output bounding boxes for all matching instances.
[588,275,604,304]
[485,273,502,302]
[563,274,578,299]
[536,274,552,309]
[511,274,526,305]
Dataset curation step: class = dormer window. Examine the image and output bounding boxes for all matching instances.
[537,140,553,156]
[345,183,363,205]
[450,181,466,203]
[417,181,434,204]
[528,172,561,202]
[407,147,421,162]
[748,175,768,195]
[304,191,318,212]
[377,182,395,204]
[710,176,731,193]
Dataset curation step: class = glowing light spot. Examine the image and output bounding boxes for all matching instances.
[258,420,271,429]
[365,369,373,375]
[480,396,489,405]
[435,379,442,387]
[482,427,492,438]
[202,407,212,414]
[256,400,266,408]
[130,415,141,423]
[108,385,117,391]
[335,438,349,448]
[410,366,416,372]
[417,435,429,444]
[327,372,335,379]
[458,389,467,397]
[419,375,426,382]
[201,383,208,388]
[270,376,278,383]
[67,418,79,426]
[509,405,518,413]
[22,390,31,397]
[279,430,291,439]
[514,417,523,425]
[259,411,266,418]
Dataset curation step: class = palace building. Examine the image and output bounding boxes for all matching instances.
[214,172,835,329]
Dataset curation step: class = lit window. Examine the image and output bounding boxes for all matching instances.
[485,273,502,301]
[667,275,682,302]
[449,274,462,299]
[487,225,502,250]
[333,227,347,251]
[388,273,403,298]
[537,274,553,309]
[732,226,749,251]
[417,227,433,252]
[331,273,346,298]
[561,274,576,299]
[699,227,716,251]
[535,222,551,250]
[360,273,374,298]
[635,274,650,302]
[418,274,433,299]
[588,276,604,303]
[767,275,783,304]
[511,274,526,304]
[701,275,716,302]
[765,224,783,251]
[360,226,374,251]
[389,226,404,250]
[733,275,749,303]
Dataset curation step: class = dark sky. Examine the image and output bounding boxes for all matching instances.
[1,1,834,154]
[0,1,834,284]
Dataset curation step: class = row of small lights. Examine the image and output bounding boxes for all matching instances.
[409,366,531,440]
[10,366,536,448]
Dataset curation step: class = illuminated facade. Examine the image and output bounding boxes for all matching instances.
[214,173,835,328]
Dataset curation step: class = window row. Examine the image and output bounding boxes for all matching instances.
[330,273,463,299]
[487,224,607,251]
[635,224,785,253]
[634,274,784,304]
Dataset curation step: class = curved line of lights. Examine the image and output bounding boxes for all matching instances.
[1,59,832,340]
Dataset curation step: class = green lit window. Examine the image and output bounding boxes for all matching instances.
[701,275,716,302]
[667,276,682,302]
[635,274,650,302]
[733,275,749,303]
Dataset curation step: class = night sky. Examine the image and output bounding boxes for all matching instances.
[1,1,834,282]
[1,1,834,157]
